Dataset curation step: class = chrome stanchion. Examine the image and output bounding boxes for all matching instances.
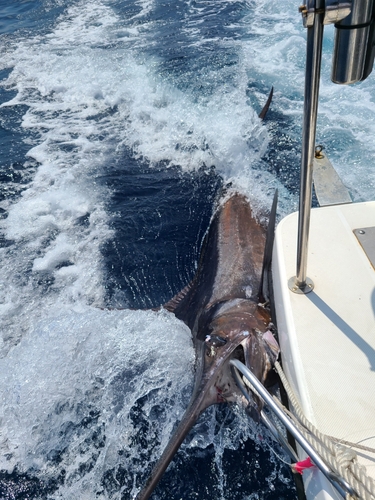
[289,0,325,294]
[290,0,351,294]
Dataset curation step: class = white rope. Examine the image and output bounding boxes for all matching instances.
[274,361,375,500]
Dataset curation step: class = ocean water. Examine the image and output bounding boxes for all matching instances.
[1,0,375,499]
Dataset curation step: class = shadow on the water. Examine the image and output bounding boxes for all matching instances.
[102,152,224,309]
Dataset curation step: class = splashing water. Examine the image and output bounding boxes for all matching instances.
[1,0,375,498]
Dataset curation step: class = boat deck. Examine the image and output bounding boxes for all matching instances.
[272,201,375,499]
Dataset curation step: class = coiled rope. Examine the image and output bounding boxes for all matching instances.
[274,360,375,500]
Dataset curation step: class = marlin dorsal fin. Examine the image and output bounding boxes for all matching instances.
[163,282,192,313]
[258,86,274,120]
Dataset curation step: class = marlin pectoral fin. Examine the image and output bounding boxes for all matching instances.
[238,328,279,418]
[263,329,280,363]
[258,86,274,120]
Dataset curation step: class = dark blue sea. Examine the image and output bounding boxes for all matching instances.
[1,0,375,499]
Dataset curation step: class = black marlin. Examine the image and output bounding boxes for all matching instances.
[136,192,279,500]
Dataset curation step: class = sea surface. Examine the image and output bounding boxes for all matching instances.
[1,0,375,499]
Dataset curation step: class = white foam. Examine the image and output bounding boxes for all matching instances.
[0,1,126,357]
[1,0,374,495]
[0,307,195,492]
[0,0,277,365]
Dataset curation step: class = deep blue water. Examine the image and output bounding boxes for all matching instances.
[1,0,375,499]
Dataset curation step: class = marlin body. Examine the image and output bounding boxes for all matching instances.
[136,193,278,500]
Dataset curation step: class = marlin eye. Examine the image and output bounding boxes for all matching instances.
[207,334,227,347]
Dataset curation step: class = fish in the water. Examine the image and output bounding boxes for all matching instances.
[136,192,279,500]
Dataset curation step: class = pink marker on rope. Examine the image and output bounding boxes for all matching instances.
[291,456,315,474]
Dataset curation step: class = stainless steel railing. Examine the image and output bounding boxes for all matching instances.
[230,359,358,499]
